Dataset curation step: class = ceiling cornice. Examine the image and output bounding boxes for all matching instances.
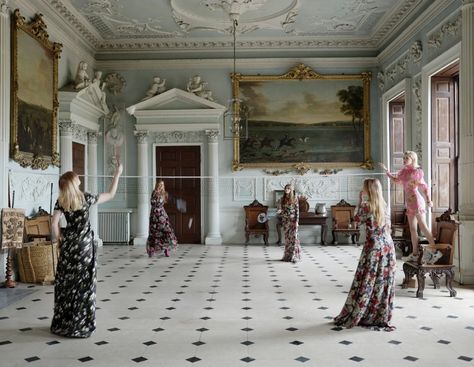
[96,57,379,71]
[9,0,97,61]
[45,0,103,48]
[96,36,378,53]
[370,0,424,47]
[377,0,456,66]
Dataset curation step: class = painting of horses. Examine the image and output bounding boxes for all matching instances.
[231,64,371,170]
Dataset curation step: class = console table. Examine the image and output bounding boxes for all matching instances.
[276,212,328,245]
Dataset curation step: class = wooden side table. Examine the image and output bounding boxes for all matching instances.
[276,213,328,245]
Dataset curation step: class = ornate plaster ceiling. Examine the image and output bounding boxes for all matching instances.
[46,0,433,58]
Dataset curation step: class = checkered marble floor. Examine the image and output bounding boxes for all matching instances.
[1,244,474,367]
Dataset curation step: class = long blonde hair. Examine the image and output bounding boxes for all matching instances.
[363,178,387,226]
[58,171,84,212]
[281,184,297,206]
[404,150,419,168]
[153,179,168,201]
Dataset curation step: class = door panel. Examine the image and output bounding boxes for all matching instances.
[431,77,457,224]
[389,101,406,210]
[156,146,201,244]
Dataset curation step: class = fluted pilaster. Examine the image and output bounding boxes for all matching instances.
[59,120,74,173]
[134,130,149,245]
[88,131,101,245]
[205,129,222,244]
[457,0,474,284]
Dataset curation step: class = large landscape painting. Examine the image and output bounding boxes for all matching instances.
[231,64,371,170]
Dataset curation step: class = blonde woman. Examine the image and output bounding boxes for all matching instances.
[334,178,396,331]
[50,163,122,338]
[278,183,301,263]
[146,180,178,258]
[379,150,435,261]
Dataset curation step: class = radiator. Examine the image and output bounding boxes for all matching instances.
[98,210,131,244]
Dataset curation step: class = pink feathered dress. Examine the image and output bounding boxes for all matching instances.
[386,165,430,216]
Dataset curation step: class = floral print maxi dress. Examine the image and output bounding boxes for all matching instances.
[334,202,396,330]
[51,193,98,338]
[146,194,178,256]
[386,165,430,216]
[281,199,302,263]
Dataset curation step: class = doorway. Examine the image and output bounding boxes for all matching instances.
[72,142,85,192]
[155,146,201,244]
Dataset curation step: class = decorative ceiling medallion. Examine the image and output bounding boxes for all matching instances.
[171,0,299,35]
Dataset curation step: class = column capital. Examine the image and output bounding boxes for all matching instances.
[0,1,9,17]
[463,0,474,6]
[59,119,74,135]
[134,130,149,143]
[88,130,102,144]
[205,129,219,142]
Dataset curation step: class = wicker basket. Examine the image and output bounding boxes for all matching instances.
[17,241,59,284]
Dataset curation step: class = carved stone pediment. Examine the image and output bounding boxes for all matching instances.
[127,88,225,131]
[58,82,109,132]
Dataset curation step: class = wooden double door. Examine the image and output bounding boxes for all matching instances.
[155,146,201,244]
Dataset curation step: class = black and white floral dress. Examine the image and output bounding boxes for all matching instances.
[51,192,98,338]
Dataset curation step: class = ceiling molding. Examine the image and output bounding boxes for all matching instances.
[96,57,379,71]
[45,0,103,47]
[9,0,96,62]
[371,0,423,47]
[377,0,455,66]
[11,0,442,59]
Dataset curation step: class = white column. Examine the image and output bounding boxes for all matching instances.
[457,0,474,284]
[134,130,149,245]
[0,1,10,209]
[205,129,222,245]
[59,120,74,173]
[88,131,101,246]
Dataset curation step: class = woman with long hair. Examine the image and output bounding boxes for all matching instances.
[379,150,435,261]
[278,183,301,263]
[334,178,396,331]
[50,163,122,337]
[146,179,178,257]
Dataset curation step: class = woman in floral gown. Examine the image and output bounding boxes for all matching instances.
[379,150,435,262]
[146,180,178,257]
[334,178,396,331]
[278,184,301,263]
[50,163,122,338]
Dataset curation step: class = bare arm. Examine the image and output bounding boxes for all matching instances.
[97,163,123,204]
[51,210,62,243]
[378,162,399,182]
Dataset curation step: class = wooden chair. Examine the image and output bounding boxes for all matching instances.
[391,208,412,256]
[331,199,360,244]
[402,209,458,298]
[244,200,269,245]
[24,207,51,242]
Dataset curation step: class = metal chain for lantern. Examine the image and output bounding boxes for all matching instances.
[224,18,248,140]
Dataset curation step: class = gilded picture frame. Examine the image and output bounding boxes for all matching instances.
[231,64,372,171]
[10,9,62,169]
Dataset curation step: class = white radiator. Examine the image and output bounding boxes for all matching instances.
[98,210,131,244]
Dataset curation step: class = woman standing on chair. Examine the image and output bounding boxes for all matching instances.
[50,162,123,338]
[146,179,178,258]
[379,150,435,261]
[334,178,396,331]
[278,183,301,263]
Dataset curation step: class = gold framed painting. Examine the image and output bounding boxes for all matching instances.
[231,64,373,171]
[10,9,62,169]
